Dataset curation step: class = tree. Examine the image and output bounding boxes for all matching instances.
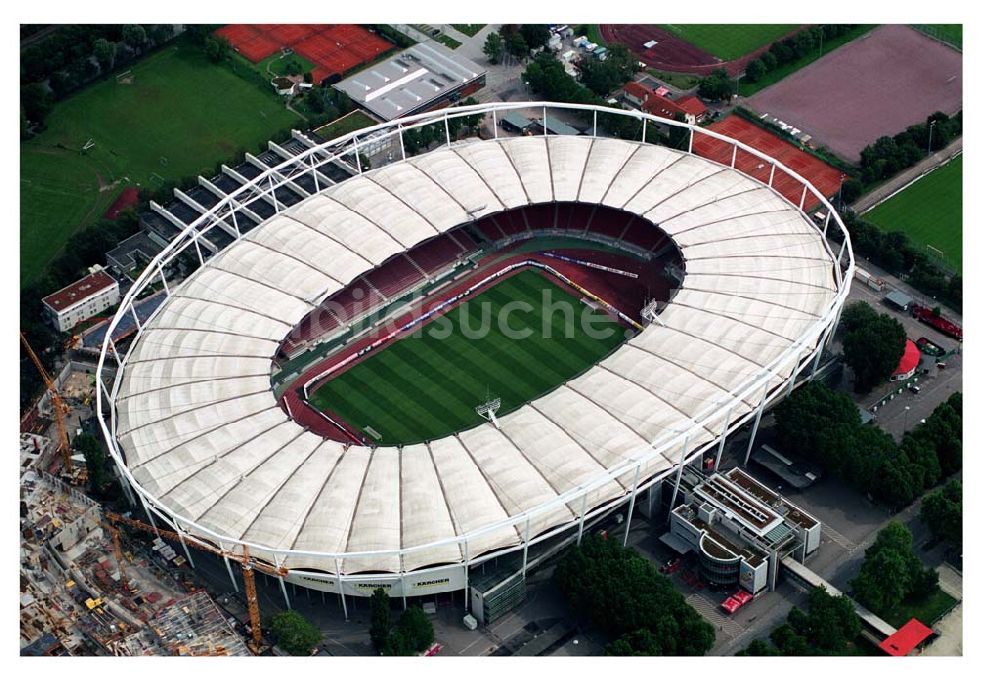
[744,58,767,83]
[383,628,414,656]
[204,35,228,63]
[267,610,322,655]
[520,24,551,50]
[840,178,862,204]
[606,628,659,656]
[920,480,962,549]
[20,82,52,125]
[93,38,115,72]
[664,112,690,150]
[122,24,147,52]
[750,587,860,655]
[505,31,529,59]
[555,535,714,655]
[697,69,735,102]
[369,587,391,653]
[75,433,109,494]
[483,32,503,64]
[852,522,937,616]
[397,606,434,652]
[841,303,906,393]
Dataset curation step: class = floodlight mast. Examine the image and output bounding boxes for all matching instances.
[476,397,502,429]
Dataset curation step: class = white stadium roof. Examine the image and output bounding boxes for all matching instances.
[115,135,839,576]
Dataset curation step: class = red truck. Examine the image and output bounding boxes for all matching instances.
[911,305,962,341]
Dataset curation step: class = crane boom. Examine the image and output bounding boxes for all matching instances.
[20,332,72,472]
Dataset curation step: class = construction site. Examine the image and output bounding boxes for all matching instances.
[19,332,259,657]
[19,457,254,656]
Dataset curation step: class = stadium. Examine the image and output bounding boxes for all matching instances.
[96,101,853,618]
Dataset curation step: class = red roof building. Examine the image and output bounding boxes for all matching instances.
[891,338,921,381]
[879,618,935,656]
[41,270,120,333]
[622,81,708,125]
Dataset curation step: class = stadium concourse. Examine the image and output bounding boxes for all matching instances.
[109,130,846,604]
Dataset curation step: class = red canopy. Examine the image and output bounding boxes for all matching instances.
[879,618,934,656]
[892,339,921,377]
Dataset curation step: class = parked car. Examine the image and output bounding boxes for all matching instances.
[720,596,742,614]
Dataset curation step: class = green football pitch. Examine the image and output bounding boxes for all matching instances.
[658,24,799,61]
[865,155,963,271]
[20,43,298,286]
[309,270,628,446]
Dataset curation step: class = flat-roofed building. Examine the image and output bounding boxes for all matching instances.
[662,467,821,594]
[42,270,120,333]
[334,41,486,121]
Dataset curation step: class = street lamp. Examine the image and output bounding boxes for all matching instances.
[903,405,911,432]
[927,120,937,155]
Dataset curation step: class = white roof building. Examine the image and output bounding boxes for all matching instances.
[111,133,845,592]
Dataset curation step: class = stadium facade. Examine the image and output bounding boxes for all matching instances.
[97,102,853,617]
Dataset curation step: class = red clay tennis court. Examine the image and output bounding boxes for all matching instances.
[215,24,393,82]
[693,114,844,211]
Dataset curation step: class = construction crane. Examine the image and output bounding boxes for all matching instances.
[105,521,130,594]
[106,512,286,654]
[20,332,71,473]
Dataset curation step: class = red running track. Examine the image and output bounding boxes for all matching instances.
[599,24,804,77]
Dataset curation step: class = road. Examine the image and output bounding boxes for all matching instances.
[851,136,963,214]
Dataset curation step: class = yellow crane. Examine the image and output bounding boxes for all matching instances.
[106,512,286,654]
[20,332,71,473]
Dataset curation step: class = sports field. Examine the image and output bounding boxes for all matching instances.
[658,24,797,60]
[309,270,628,445]
[20,43,298,285]
[865,155,963,271]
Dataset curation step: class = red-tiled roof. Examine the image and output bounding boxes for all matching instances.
[623,81,706,121]
[879,618,934,656]
[676,94,707,116]
[893,339,921,377]
[42,271,117,312]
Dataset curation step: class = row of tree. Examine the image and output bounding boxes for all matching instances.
[522,53,658,144]
[859,111,962,184]
[21,24,177,133]
[774,381,962,510]
[482,25,551,64]
[834,210,962,312]
[840,301,907,393]
[738,586,861,656]
[556,535,715,656]
[920,479,962,550]
[851,521,940,617]
[368,588,435,655]
[400,97,484,155]
[743,25,859,84]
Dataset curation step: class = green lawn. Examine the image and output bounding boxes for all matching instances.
[451,24,485,38]
[434,34,462,50]
[914,24,962,49]
[645,68,700,91]
[309,270,627,445]
[865,155,963,271]
[881,587,958,629]
[313,110,378,142]
[20,43,298,285]
[252,49,316,81]
[739,25,877,97]
[659,24,799,61]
